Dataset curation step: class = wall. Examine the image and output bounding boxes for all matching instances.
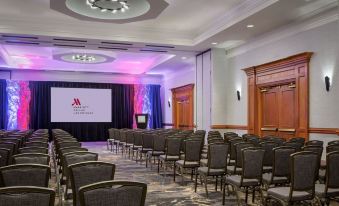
[161,67,195,127]
[211,20,339,147]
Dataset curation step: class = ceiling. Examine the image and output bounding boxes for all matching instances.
[0,0,337,76]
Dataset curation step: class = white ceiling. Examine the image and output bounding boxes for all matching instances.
[0,0,337,76]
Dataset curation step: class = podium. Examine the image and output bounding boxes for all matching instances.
[135,114,149,129]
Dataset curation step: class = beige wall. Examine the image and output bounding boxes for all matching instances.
[211,21,339,148]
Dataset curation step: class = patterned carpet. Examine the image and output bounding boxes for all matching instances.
[60,142,240,206]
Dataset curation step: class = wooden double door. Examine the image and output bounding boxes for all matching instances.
[260,83,297,139]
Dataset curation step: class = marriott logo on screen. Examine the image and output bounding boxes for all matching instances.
[72,98,81,106]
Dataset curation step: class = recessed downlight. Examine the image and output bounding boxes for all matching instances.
[211,42,218,45]
[181,56,187,60]
[247,24,254,28]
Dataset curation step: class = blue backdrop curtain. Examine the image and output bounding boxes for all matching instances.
[0,80,7,129]
[149,85,162,128]
[29,81,134,141]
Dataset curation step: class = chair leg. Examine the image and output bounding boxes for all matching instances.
[181,167,184,184]
[259,186,265,205]
[245,187,248,203]
[222,181,226,205]
[204,175,209,198]
[157,159,160,173]
[215,176,218,191]
[252,188,255,203]
[146,154,148,168]
[173,163,176,182]
[191,169,194,180]
[194,171,198,192]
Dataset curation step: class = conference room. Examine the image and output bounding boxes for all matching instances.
[0,0,338,205]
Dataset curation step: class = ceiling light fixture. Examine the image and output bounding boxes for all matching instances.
[211,42,218,45]
[87,0,129,14]
[72,54,96,62]
[247,24,254,28]
[181,57,187,60]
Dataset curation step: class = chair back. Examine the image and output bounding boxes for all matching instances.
[0,148,10,166]
[273,146,296,177]
[0,186,55,206]
[327,145,339,153]
[306,140,323,147]
[291,152,318,192]
[260,141,279,167]
[0,164,50,187]
[229,138,244,161]
[328,140,339,146]
[153,135,166,152]
[242,147,265,179]
[25,141,48,148]
[60,147,88,157]
[289,137,305,145]
[19,147,48,154]
[141,133,153,149]
[79,181,147,206]
[326,151,339,191]
[235,143,253,168]
[184,139,202,162]
[133,132,143,147]
[69,161,116,206]
[165,138,181,156]
[59,142,81,149]
[283,142,303,152]
[208,143,228,170]
[126,131,135,144]
[12,153,50,165]
[64,152,98,167]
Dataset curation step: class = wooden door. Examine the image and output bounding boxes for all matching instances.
[260,83,297,140]
[172,84,194,130]
[260,86,279,136]
[278,84,296,139]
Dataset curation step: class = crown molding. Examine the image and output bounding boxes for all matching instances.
[226,7,338,58]
[193,0,279,44]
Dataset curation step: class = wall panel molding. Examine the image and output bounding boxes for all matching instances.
[211,125,248,130]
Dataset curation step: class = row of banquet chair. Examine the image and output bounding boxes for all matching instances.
[52,129,148,206]
[107,129,339,206]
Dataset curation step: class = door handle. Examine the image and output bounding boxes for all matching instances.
[278,128,296,132]
[261,128,277,131]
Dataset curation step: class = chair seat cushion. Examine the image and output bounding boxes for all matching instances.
[226,175,260,187]
[147,151,164,156]
[200,159,208,166]
[159,155,180,161]
[263,166,273,173]
[201,153,207,159]
[176,160,199,167]
[263,173,289,185]
[267,187,312,202]
[227,166,242,174]
[137,148,152,152]
[125,143,133,147]
[198,167,225,175]
[315,184,339,198]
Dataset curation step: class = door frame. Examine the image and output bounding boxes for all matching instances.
[171,84,195,130]
[243,52,313,140]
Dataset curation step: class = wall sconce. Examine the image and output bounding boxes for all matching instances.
[237,90,241,101]
[168,98,171,107]
[325,76,330,92]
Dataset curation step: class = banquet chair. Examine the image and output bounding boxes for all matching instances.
[266,151,318,205]
[224,147,265,205]
[12,153,50,165]
[0,186,55,206]
[79,181,147,206]
[0,164,50,187]
[69,161,116,206]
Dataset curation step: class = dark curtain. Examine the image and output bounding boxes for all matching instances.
[0,80,7,129]
[29,81,134,141]
[149,85,162,129]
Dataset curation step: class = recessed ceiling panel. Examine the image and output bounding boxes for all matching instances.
[66,0,150,20]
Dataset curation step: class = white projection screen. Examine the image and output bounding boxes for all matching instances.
[51,87,112,122]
